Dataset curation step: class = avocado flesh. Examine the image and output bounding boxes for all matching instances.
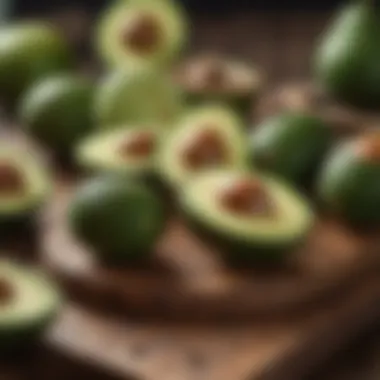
[0,260,61,350]
[69,176,165,265]
[314,2,380,109]
[76,126,158,177]
[177,58,262,114]
[181,170,315,264]
[0,149,50,220]
[97,0,187,69]
[158,105,249,189]
[95,68,184,127]
[251,112,332,187]
[19,75,94,154]
[318,139,380,226]
[0,22,72,106]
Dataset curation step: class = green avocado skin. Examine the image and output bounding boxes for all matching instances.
[183,212,305,267]
[69,175,165,265]
[314,2,380,109]
[317,141,380,226]
[251,113,332,186]
[20,75,94,154]
[0,310,58,352]
[0,23,72,106]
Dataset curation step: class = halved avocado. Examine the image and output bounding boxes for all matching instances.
[0,259,61,351]
[95,68,184,127]
[0,148,51,233]
[97,0,188,69]
[180,169,315,265]
[76,125,158,179]
[250,112,332,187]
[69,175,166,266]
[317,131,380,226]
[174,54,263,115]
[158,105,249,189]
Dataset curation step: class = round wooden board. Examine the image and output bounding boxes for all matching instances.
[41,181,380,321]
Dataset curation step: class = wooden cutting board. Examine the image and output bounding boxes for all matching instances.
[43,275,380,380]
[41,176,380,321]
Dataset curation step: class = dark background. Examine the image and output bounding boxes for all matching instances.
[15,0,346,16]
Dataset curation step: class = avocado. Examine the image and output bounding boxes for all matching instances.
[317,131,380,226]
[0,259,61,351]
[95,68,183,127]
[174,54,263,115]
[69,175,166,265]
[314,1,380,109]
[0,22,72,107]
[97,0,188,70]
[19,74,94,156]
[76,126,158,179]
[250,112,332,187]
[158,105,249,189]
[180,169,315,265]
[0,147,51,234]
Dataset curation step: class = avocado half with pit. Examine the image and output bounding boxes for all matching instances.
[97,0,188,70]
[174,54,263,115]
[76,125,158,179]
[318,131,380,226]
[95,68,184,127]
[0,148,51,233]
[250,112,332,187]
[180,169,315,265]
[158,105,249,189]
[0,260,61,351]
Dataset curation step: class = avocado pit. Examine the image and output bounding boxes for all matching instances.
[122,13,162,55]
[219,179,274,218]
[182,128,228,169]
[118,131,156,159]
[357,133,380,162]
[0,277,13,306]
[0,162,25,196]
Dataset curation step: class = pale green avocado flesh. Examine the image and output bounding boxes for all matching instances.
[158,105,249,189]
[76,126,158,176]
[97,0,188,69]
[0,260,61,348]
[181,169,315,250]
[0,149,51,217]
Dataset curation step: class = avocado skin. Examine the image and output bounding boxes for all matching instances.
[0,23,72,107]
[0,310,58,352]
[19,75,94,154]
[183,212,304,267]
[318,140,380,226]
[0,212,37,241]
[314,2,380,109]
[251,112,332,187]
[69,175,166,265]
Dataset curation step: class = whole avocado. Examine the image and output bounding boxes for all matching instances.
[0,22,72,105]
[317,133,380,226]
[314,1,380,109]
[19,74,94,154]
[250,112,332,186]
[69,175,165,265]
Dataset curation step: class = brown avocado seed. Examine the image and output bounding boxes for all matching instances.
[0,278,13,306]
[357,132,380,162]
[182,128,228,169]
[219,179,274,217]
[0,162,25,196]
[118,131,156,159]
[200,57,227,89]
[122,13,162,55]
